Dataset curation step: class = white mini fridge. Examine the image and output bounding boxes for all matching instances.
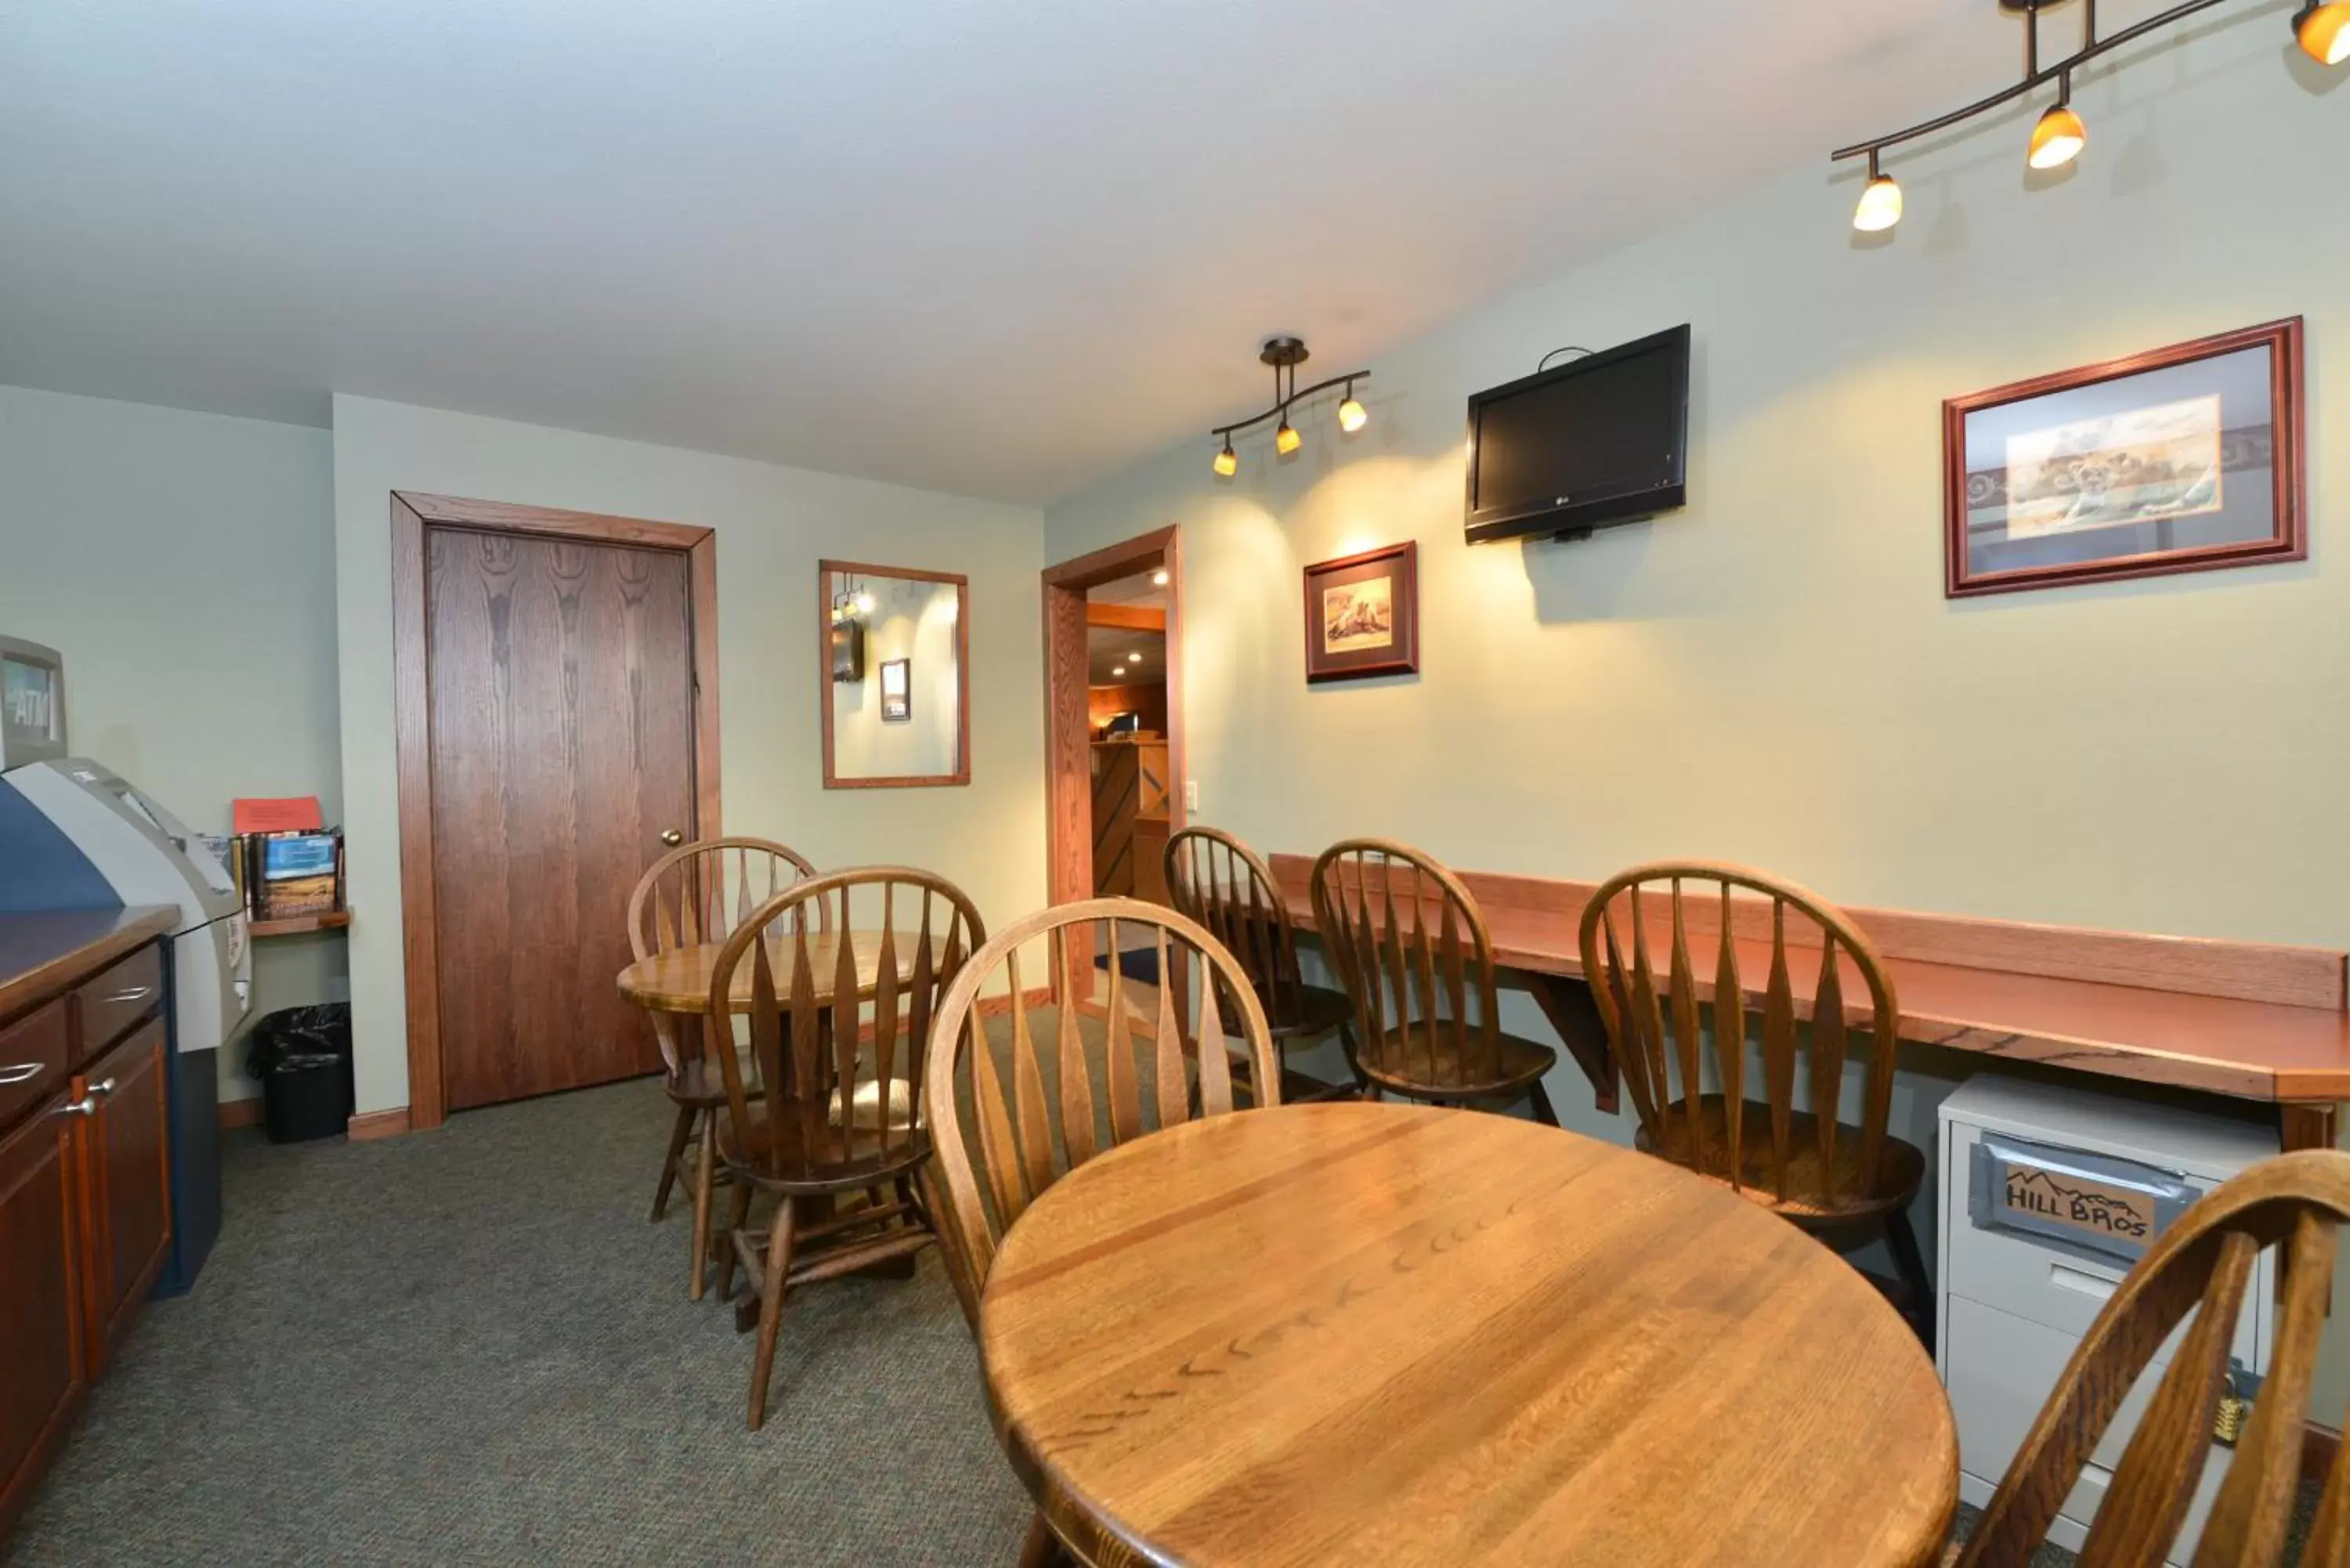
[1938,1076,2279,1566]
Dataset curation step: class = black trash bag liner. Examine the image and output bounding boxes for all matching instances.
[245,1003,352,1078]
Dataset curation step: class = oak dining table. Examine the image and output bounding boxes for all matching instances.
[980,1101,1958,1567]
[615,928,918,1016]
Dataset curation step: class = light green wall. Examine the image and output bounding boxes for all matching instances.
[0,385,348,1104]
[1047,20,2350,1385]
[331,395,1048,1119]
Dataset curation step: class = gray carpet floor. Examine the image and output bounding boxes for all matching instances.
[6,1077,1032,1567]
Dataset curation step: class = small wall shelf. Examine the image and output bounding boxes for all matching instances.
[249,911,351,938]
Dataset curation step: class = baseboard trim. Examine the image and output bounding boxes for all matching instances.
[347,1107,411,1141]
[218,1097,265,1130]
[976,986,1054,1018]
[2307,1420,2341,1483]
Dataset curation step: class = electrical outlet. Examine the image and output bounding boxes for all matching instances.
[1184,779,1200,812]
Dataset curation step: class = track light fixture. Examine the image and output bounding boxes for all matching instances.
[2027,71,2087,169]
[1853,150,1904,233]
[2299,1,2350,63]
[1208,338,1372,476]
[1835,0,2341,233]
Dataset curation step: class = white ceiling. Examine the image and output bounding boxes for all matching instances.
[1089,627,1164,686]
[0,0,2029,506]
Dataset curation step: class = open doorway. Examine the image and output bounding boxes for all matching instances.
[1040,526,1184,917]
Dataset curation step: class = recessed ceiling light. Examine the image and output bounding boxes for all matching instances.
[1152,570,1170,587]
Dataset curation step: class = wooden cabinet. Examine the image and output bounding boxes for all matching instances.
[0,911,175,1545]
[74,1020,172,1377]
[0,1100,86,1535]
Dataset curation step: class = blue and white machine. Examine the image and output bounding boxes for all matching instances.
[0,635,243,1294]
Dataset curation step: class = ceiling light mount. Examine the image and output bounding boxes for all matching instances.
[1209,338,1372,476]
[1831,0,2330,233]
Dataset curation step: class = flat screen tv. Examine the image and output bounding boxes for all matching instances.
[1463,323,1690,545]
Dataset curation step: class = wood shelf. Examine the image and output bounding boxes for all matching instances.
[248,912,351,938]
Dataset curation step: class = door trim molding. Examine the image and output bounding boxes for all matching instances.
[389,491,721,1132]
[1040,526,1184,915]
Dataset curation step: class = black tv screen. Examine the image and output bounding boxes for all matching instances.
[1464,323,1690,544]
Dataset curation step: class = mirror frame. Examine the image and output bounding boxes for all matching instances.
[817,558,971,789]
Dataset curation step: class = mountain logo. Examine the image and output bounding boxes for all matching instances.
[2003,1165,2153,1241]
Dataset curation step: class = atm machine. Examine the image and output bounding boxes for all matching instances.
[0,634,248,1293]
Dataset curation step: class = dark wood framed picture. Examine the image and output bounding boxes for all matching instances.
[1944,318,2305,598]
[1303,541,1419,684]
[879,657,911,722]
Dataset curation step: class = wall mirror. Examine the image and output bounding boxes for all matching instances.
[819,560,970,789]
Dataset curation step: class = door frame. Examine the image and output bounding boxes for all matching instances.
[389,491,721,1133]
[1041,525,1185,915]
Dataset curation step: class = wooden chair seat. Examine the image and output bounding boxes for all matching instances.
[1635,1095,1927,1224]
[718,1107,930,1194]
[1356,1024,1556,1101]
[1265,981,1353,1039]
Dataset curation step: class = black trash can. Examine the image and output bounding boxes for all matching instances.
[245,1003,355,1144]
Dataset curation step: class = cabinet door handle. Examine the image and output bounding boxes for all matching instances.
[0,1063,42,1086]
[58,1075,119,1117]
[106,985,154,1004]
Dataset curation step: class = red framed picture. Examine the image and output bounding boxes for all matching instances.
[1303,541,1419,684]
[1943,318,2305,598]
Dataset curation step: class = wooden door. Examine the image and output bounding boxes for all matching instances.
[74,1020,169,1377]
[427,527,696,1110]
[0,1100,85,1537]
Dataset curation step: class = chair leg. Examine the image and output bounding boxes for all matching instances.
[649,1101,696,1221]
[1018,1509,1061,1568]
[687,1111,718,1301]
[1880,1212,1936,1353]
[1885,1207,1934,1353]
[748,1196,798,1431]
[1340,1023,1372,1096]
[1528,1079,1560,1127]
[714,1179,754,1303]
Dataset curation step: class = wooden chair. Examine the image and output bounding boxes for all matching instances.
[1959,1148,2350,1568]
[625,836,822,1299]
[703,866,982,1429]
[1165,825,1359,1104]
[921,898,1278,1568]
[1576,859,1931,1331]
[1307,839,1560,1123]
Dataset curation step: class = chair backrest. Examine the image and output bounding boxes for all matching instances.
[627,836,823,1078]
[1961,1149,2350,1568]
[1164,825,1305,1016]
[1577,860,1900,1210]
[921,898,1278,1324]
[1308,839,1505,1091]
[703,866,983,1185]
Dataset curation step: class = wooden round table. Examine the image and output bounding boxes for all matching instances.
[980,1101,1957,1567]
[615,930,915,1015]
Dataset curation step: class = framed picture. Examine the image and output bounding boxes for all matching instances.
[1944,318,2305,598]
[879,657,911,722]
[1303,541,1419,684]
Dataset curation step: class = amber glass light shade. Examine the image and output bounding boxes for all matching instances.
[1212,439,1238,478]
[1274,418,1302,456]
[1338,395,1368,433]
[2027,103,2088,170]
[2298,2,2350,63]
[1852,172,1903,233]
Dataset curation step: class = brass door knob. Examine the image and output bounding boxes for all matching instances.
[660,829,685,847]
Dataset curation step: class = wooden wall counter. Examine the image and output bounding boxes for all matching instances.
[0,907,179,1023]
[1267,855,2350,1152]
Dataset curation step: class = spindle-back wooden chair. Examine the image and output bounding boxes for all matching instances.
[1577,859,1930,1329]
[1165,825,1358,1104]
[1308,839,1560,1122]
[703,866,982,1429]
[625,836,822,1299]
[1960,1148,2350,1568]
[921,897,1276,1568]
